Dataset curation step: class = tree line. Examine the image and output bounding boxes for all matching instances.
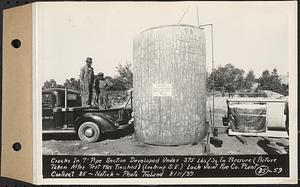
[43,63,288,96]
[207,63,288,96]
[42,63,133,91]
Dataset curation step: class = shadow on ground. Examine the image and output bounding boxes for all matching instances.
[102,126,135,140]
[276,142,289,153]
[257,137,288,154]
[43,133,79,141]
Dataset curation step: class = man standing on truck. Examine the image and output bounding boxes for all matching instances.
[96,72,112,109]
[79,57,94,107]
[92,72,102,106]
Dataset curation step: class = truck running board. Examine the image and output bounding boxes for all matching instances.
[43,129,76,134]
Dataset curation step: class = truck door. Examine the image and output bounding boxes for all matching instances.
[42,93,56,130]
[42,92,65,130]
[64,92,81,128]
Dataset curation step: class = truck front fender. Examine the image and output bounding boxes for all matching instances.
[74,113,117,133]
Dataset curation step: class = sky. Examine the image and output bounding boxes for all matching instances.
[36,2,295,84]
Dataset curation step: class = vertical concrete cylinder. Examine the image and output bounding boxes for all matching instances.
[133,25,207,145]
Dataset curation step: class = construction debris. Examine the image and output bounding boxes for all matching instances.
[210,137,223,147]
[235,135,248,145]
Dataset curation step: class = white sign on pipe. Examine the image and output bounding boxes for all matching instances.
[152,84,172,97]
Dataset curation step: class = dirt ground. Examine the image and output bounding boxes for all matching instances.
[43,96,289,155]
[43,131,289,155]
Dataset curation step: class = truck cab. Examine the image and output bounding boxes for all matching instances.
[42,88,133,143]
[42,88,81,130]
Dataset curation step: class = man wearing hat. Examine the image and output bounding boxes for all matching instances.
[95,72,112,109]
[92,72,102,106]
[79,57,94,106]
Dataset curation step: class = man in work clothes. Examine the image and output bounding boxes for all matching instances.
[92,72,102,106]
[96,72,112,109]
[79,57,94,107]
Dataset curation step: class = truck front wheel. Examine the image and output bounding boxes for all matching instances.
[78,121,101,143]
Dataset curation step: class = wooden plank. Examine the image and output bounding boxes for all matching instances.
[227,98,286,103]
[228,129,289,138]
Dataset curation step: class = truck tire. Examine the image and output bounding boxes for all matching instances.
[78,121,101,143]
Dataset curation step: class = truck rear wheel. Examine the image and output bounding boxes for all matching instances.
[78,121,101,143]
